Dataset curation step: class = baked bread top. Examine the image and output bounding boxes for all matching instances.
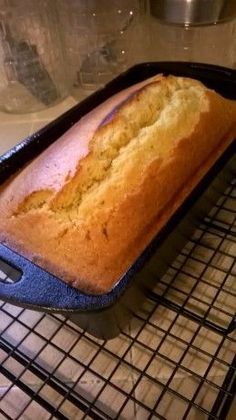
[0,75,236,294]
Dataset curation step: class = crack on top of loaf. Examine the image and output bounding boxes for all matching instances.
[56,227,69,244]
[102,223,109,240]
[50,76,200,213]
[14,189,53,215]
[15,76,206,219]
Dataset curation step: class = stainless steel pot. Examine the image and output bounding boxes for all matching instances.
[150,0,236,26]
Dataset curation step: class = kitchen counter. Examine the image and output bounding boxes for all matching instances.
[0,97,78,157]
[0,97,235,419]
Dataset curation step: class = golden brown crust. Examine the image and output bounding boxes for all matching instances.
[0,75,236,294]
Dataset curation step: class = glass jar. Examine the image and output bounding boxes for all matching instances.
[0,0,69,113]
[58,0,148,100]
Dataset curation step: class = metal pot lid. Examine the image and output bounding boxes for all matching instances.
[150,0,236,26]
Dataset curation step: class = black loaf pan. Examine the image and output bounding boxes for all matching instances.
[0,62,235,339]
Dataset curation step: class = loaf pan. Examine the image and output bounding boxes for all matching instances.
[0,62,235,339]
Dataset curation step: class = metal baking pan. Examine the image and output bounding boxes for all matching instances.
[0,62,235,339]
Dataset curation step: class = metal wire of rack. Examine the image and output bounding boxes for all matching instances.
[0,174,235,419]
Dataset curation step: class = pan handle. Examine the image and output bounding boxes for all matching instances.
[0,244,110,311]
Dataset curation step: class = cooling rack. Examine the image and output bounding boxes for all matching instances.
[0,175,235,419]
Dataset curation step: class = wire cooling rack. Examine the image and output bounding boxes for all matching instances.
[0,173,235,419]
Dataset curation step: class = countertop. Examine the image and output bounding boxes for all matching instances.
[0,97,78,157]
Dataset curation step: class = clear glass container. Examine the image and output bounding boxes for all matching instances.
[58,0,148,100]
[0,0,69,113]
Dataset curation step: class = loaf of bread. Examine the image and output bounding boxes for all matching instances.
[0,75,236,294]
